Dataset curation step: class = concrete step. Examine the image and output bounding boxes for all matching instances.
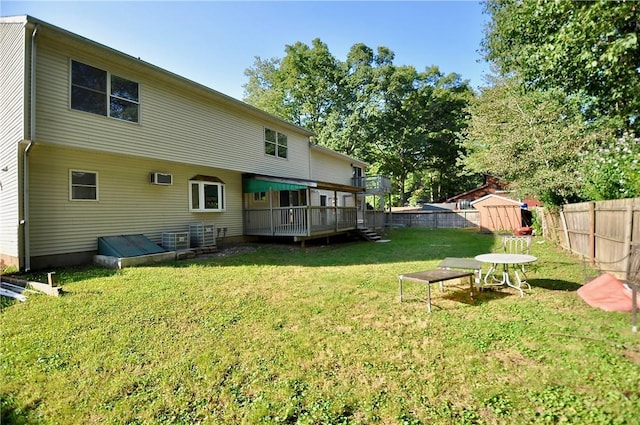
[359,228,382,241]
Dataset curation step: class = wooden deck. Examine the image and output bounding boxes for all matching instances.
[244,206,358,238]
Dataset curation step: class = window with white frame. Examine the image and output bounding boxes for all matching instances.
[264,128,288,159]
[253,191,267,202]
[70,170,98,201]
[71,60,139,123]
[352,165,364,187]
[189,177,225,212]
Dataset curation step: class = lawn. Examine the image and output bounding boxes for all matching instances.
[1,228,639,424]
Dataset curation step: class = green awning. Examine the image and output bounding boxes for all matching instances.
[243,178,308,194]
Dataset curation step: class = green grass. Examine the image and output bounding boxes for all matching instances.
[1,228,638,424]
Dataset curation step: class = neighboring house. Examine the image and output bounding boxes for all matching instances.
[446,175,539,233]
[0,16,388,270]
[446,175,509,210]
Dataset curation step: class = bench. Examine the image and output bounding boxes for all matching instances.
[398,269,475,313]
[438,257,482,288]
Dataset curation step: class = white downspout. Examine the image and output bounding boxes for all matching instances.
[23,24,38,271]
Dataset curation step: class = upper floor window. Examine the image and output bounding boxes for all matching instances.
[71,60,139,123]
[70,170,98,201]
[265,128,288,159]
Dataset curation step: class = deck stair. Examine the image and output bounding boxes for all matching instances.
[358,227,383,242]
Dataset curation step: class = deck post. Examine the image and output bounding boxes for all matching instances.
[334,190,338,233]
[269,188,274,236]
[306,188,311,236]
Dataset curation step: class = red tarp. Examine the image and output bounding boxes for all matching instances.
[577,273,639,312]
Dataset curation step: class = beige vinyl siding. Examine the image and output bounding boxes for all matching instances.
[28,144,242,257]
[310,148,356,186]
[33,34,311,180]
[0,21,26,263]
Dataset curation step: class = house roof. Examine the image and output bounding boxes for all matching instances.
[6,15,315,138]
[470,194,523,206]
[445,175,508,202]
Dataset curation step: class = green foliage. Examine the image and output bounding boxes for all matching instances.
[579,133,640,200]
[367,67,473,205]
[482,0,640,133]
[243,40,474,205]
[0,259,18,275]
[2,229,639,424]
[477,0,640,204]
[460,76,604,205]
[530,209,543,237]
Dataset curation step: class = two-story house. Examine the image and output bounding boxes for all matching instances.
[0,15,388,271]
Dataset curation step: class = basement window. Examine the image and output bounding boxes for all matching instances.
[70,170,98,201]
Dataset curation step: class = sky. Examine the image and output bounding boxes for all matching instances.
[2,1,491,101]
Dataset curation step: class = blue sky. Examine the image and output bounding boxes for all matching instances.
[2,1,490,100]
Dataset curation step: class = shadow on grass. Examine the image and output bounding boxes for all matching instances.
[402,288,511,312]
[530,278,582,291]
[176,228,498,269]
[1,393,40,425]
[444,287,512,305]
[6,229,548,285]
[0,297,20,312]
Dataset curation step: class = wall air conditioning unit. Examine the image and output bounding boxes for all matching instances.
[150,172,173,185]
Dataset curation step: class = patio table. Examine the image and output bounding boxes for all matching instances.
[474,253,537,297]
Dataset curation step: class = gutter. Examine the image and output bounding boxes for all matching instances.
[22,23,38,271]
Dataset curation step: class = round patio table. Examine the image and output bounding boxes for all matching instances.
[474,253,537,297]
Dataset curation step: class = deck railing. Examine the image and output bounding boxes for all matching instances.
[245,206,358,237]
[352,175,392,194]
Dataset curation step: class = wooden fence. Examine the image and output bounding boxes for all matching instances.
[539,198,640,279]
[388,210,480,229]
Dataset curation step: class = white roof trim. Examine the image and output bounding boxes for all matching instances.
[470,194,522,206]
[0,15,28,24]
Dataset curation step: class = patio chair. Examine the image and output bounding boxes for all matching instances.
[501,235,532,255]
[438,257,482,289]
[501,235,533,277]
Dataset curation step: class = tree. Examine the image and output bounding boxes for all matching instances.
[244,57,293,120]
[482,0,640,133]
[318,44,396,158]
[244,38,340,133]
[460,76,606,205]
[243,40,473,205]
[370,67,473,205]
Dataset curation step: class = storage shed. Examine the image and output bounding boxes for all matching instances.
[471,194,524,233]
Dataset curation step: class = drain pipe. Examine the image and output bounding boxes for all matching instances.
[22,23,39,271]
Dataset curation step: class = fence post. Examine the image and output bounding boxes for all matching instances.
[623,205,633,280]
[560,207,571,251]
[589,202,595,265]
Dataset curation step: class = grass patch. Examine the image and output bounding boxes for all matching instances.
[1,228,638,424]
